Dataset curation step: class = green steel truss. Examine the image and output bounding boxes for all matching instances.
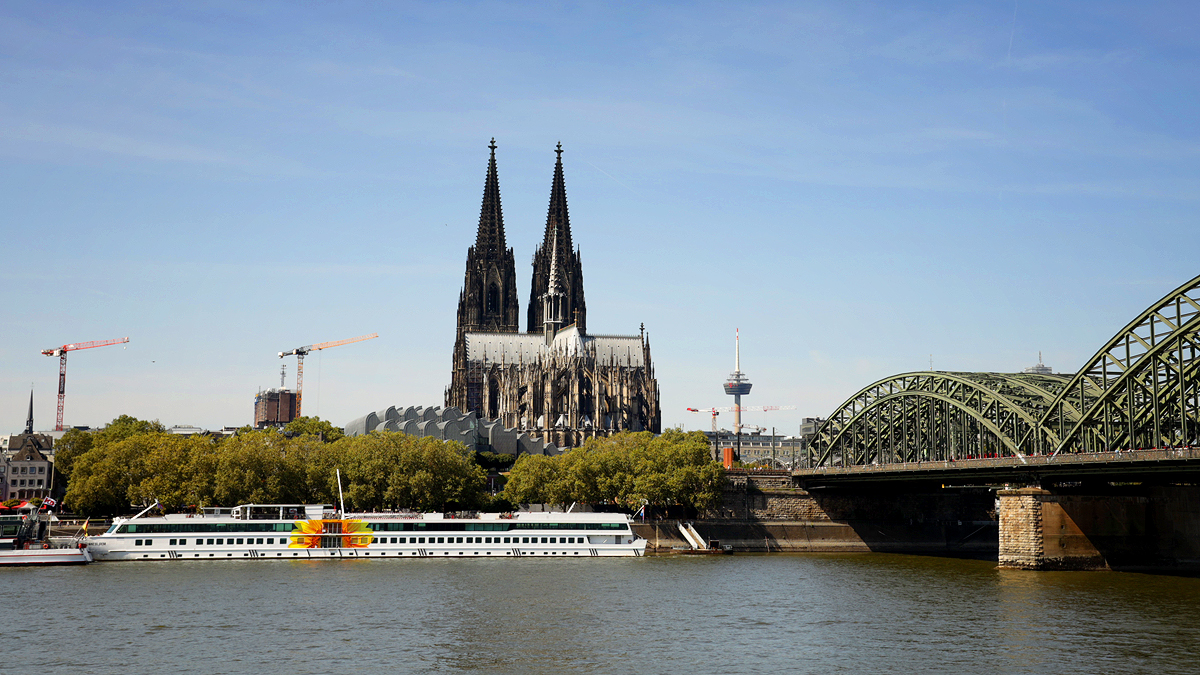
[812,274,1200,468]
[1041,275,1200,455]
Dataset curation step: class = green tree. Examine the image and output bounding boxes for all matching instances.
[501,430,723,510]
[284,416,344,443]
[93,415,166,447]
[52,427,94,480]
[212,429,306,505]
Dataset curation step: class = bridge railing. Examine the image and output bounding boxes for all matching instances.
[794,445,1200,478]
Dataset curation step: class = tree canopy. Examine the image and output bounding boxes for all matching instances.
[60,416,487,516]
[502,430,723,510]
[57,418,722,517]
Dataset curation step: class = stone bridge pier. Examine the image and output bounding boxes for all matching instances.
[998,486,1200,571]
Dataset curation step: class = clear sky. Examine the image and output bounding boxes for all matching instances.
[2,1,1197,436]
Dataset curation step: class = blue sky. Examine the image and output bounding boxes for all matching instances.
[2,1,1197,435]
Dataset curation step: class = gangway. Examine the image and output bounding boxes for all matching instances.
[678,522,706,550]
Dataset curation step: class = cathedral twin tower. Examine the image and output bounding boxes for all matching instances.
[446,140,660,449]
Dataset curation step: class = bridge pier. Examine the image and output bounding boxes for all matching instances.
[998,485,1200,571]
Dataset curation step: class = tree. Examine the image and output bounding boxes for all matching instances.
[93,415,166,447]
[283,416,344,443]
[501,430,724,510]
[52,427,93,480]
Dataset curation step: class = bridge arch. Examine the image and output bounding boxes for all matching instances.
[1041,274,1200,454]
[812,372,1070,467]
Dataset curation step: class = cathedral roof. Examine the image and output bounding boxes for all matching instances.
[465,326,646,367]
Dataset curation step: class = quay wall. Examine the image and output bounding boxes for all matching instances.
[635,475,999,556]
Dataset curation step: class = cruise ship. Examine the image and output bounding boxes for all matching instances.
[83,504,645,561]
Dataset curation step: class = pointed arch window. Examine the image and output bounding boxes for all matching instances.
[486,283,500,314]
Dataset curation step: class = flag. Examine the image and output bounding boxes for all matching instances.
[42,496,57,508]
[82,518,89,536]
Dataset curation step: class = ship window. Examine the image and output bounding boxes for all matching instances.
[437,537,444,544]
[419,537,425,544]
[134,539,142,546]
[456,537,463,543]
[541,537,547,543]
[256,538,263,545]
[169,539,176,546]
[207,538,214,545]
[522,537,529,543]
[236,538,243,545]
[550,537,556,543]
[267,538,274,545]
[217,539,224,545]
[179,539,187,545]
[484,537,491,543]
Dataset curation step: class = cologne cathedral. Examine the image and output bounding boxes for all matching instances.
[446,140,661,449]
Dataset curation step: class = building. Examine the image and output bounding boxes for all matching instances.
[345,405,558,456]
[255,388,298,428]
[2,392,57,502]
[445,140,660,449]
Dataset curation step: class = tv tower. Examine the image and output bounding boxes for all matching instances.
[723,329,753,458]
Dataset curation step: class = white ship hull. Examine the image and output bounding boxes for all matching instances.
[84,505,645,562]
[0,546,93,566]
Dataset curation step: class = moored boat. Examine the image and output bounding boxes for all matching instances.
[83,503,645,561]
[0,512,93,566]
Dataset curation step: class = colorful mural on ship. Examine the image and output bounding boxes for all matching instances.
[288,519,374,549]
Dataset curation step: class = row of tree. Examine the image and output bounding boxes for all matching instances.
[60,416,487,516]
[502,430,724,510]
[57,417,724,516]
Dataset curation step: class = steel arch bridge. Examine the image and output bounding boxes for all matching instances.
[812,274,1200,468]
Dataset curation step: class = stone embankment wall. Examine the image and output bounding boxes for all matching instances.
[635,473,999,557]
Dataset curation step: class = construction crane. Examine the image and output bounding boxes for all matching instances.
[279,333,378,417]
[687,405,796,461]
[41,337,130,431]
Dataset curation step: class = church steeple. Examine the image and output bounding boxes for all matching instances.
[448,139,520,413]
[475,138,507,256]
[25,389,34,435]
[529,142,587,334]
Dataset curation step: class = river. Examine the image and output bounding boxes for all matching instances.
[7,553,1200,674]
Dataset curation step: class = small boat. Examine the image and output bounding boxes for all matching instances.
[0,510,93,566]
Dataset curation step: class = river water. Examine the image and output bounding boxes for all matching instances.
[7,553,1200,674]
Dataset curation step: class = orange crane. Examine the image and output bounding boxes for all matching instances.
[279,333,378,417]
[41,337,130,431]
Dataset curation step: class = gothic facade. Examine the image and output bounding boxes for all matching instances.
[446,140,661,449]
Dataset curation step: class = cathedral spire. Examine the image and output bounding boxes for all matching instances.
[25,389,34,435]
[529,143,586,334]
[475,138,507,255]
[543,141,573,256]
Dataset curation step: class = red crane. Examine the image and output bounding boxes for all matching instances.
[41,337,130,431]
[279,333,378,417]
